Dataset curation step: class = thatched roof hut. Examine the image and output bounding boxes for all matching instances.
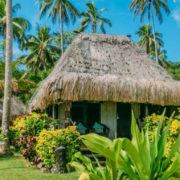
[0,96,27,122]
[30,33,180,111]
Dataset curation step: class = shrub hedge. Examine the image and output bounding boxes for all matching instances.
[144,111,180,157]
[36,126,81,168]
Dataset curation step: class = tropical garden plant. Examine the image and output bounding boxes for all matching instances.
[70,111,180,180]
[11,113,58,162]
[0,133,6,141]
[36,126,81,169]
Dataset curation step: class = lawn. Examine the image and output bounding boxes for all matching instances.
[0,153,80,180]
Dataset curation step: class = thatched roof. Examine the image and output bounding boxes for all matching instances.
[30,33,180,110]
[0,96,27,122]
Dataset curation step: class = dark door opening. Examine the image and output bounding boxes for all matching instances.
[117,103,131,138]
[71,102,100,130]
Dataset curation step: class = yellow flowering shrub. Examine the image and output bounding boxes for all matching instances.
[144,112,180,157]
[11,113,59,162]
[79,173,90,180]
[36,126,81,168]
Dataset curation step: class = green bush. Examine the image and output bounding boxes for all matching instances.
[13,113,58,137]
[36,126,81,169]
[0,133,6,141]
[11,113,58,162]
[144,112,180,157]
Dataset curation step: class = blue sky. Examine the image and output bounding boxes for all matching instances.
[14,0,180,62]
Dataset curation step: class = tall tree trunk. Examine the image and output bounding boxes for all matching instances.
[1,0,13,154]
[60,4,64,55]
[2,28,6,61]
[146,42,150,55]
[150,6,159,64]
[92,20,96,33]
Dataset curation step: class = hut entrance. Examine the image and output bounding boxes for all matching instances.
[71,102,100,130]
[117,103,131,138]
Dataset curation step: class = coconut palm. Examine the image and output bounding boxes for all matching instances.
[151,48,167,62]
[129,0,170,64]
[19,25,60,74]
[1,0,13,155]
[76,2,112,33]
[0,0,30,51]
[53,31,75,49]
[136,24,163,55]
[37,0,78,55]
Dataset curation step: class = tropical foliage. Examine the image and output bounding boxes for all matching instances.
[144,111,180,157]
[11,113,58,162]
[129,0,170,63]
[0,0,30,50]
[70,112,180,180]
[136,24,163,55]
[0,133,6,141]
[10,113,81,169]
[19,25,60,74]
[37,0,78,54]
[76,2,111,33]
[36,126,81,168]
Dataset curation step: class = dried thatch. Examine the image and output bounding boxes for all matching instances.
[30,33,180,111]
[0,96,27,122]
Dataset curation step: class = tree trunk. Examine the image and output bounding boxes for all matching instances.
[146,42,150,55]
[1,0,13,155]
[60,4,64,55]
[92,21,96,33]
[150,6,159,64]
[2,29,6,61]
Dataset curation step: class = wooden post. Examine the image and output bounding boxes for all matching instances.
[145,105,149,116]
[65,101,71,127]
[52,104,55,119]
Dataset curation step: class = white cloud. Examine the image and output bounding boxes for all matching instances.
[13,46,23,59]
[172,8,180,28]
[172,9,180,22]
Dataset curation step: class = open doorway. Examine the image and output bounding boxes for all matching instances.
[71,102,100,130]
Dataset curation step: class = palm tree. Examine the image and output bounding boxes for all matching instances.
[76,2,111,33]
[37,0,78,55]
[19,25,60,74]
[53,31,75,49]
[1,0,13,155]
[129,0,170,63]
[0,0,30,56]
[151,48,167,62]
[136,24,163,55]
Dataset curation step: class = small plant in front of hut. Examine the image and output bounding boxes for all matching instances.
[36,126,81,169]
[0,133,6,141]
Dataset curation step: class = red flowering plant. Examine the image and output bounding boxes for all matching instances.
[12,113,58,163]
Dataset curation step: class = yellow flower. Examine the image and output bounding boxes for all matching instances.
[170,120,180,135]
[79,173,89,180]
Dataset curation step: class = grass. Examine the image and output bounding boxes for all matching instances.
[0,153,80,180]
